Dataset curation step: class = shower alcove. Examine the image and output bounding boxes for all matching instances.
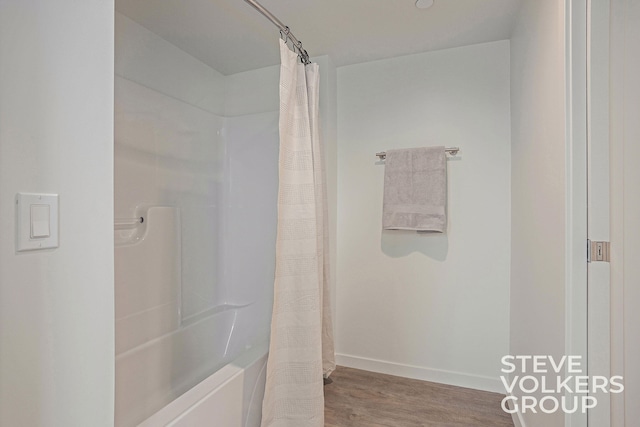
[113,3,337,424]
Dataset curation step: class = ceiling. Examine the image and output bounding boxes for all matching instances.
[115,0,522,75]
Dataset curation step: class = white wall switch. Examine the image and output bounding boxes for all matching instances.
[16,193,59,251]
[30,205,51,238]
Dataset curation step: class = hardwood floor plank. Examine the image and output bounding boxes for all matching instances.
[324,366,514,427]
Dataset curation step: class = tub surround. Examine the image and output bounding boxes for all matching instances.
[114,13,337,425]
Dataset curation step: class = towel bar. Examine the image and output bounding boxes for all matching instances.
[376,147,460,160]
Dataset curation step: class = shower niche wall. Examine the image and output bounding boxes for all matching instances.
[114,13,279,426]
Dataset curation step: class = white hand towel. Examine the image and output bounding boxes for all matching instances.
[382,146,447,232]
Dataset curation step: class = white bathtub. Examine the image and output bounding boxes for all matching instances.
[115,302,270,427]
[115,207,272,426]
[138,342,268,427]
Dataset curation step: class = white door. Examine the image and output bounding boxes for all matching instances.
[587,1,611,426]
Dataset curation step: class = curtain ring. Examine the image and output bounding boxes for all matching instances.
[280,26,291,44]
[280,27,289,43]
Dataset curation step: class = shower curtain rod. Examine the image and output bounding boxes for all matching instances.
[243,0,311,64]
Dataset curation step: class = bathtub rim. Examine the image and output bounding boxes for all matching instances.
[137,341,268,427]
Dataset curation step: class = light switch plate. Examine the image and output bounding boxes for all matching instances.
[16,193,59,251]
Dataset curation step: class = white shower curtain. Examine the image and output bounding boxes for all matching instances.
[260,40,335,427]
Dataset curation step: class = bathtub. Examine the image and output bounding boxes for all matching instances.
[115,207,272,426]
[137,341,268,427]
[115,303,269,427]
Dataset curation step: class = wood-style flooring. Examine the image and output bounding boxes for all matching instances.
[324,366,514,427]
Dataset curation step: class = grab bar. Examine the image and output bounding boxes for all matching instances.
[114,217,144,229]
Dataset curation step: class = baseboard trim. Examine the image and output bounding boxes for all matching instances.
[335,353,504,394]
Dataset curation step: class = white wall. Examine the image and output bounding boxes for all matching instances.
[0,1,115,425]
[336,41,511,392]
[116,13,225,116]
[610,0,640,424]
[509,1,567,426]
